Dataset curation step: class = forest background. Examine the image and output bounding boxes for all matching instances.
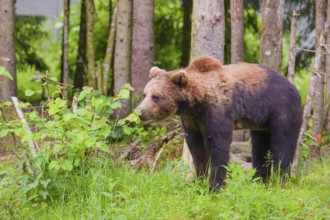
[0,0,329,219]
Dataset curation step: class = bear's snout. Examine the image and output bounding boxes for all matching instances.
[135,103,152,121]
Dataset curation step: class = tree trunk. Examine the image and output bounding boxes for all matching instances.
[181,0,193,67]
[184,0,226,170]
[312,0,326,157]
[191,0,225,63]
[293,34,325,172]
[114,0,133,118]
[230,0,244,64]
[102,7,117,95]
[86,0,96,88]
[62,0,70,100]
[287,11,299,84]
[74,0,87,90]
[131,0,154,102]
[230,0,245,142]
[0,0,17,101]
[325,0,330,134]
[259,0,285,73]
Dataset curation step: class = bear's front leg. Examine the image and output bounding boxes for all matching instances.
[204,115,233,192]
[181,117,210,179]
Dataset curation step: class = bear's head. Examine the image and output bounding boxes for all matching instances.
[136,66,189,122]
[136,56,222,122]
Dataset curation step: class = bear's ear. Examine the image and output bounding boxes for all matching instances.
[170,70,189,87]
[149,67,166,78]
[187,56,222,73]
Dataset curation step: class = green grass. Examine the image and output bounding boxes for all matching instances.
[1,159,329,220]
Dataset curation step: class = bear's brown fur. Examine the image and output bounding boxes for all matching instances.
[137,56,303,191]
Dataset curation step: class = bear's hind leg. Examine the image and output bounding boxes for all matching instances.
[251,130,271,181]
[270,128,298,177]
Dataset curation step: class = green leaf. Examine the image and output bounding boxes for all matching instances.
[110,101,122,109]
[0,129,9,138]
[123,125,132,135]
[22,133,33,143]
[28,110,39,121]
[117,119,126,125]
[51,91,62,99]
[49,160,60,171]
[3,101,12,107]
[78,91,88,101]
[116,89,130,100]
[53,145,63,153]
[122,83,134,91]
[25,89,36,97]
[305,139,318,146]
[0,66,13,80]
[48,98,67,115]
[126,113,141,124]
[48,77,58,82]
[61,159,73,171]
[18,102,31,108]
[91,120,102,130]
[98,143,112,154]
[63,113,76,121]
[91,96,104,108]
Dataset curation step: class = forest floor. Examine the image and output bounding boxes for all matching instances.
[0,154,329,220]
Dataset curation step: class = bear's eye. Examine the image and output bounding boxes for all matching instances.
[151,95,160,103]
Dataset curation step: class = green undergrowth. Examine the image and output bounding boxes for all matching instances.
[1,159,329,220]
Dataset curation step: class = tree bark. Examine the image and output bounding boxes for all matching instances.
[62,0,70,100]
[287,10,299,84]
[102,7,117,95]
[86,0,96,88]
[191,0,225,63]
[184,0,226,171]
[325,0,330,134]
[312,0,326,156]
[259,0,285,73]
[181,0,193,67]
[0,0,17,101]
[293,34,325,172]
[74,0,87,90]
[114,0,133,118]
[230,0,244,64]
[230,0,245,142]
[131,0,154,102]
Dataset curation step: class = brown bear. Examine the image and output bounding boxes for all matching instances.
[136,56,303,191]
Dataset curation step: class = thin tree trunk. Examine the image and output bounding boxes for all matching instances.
[96,63,102,91]
[191,0,225,63]
[131,0,154,102]
[74,0,87,90]
[114,0,133,118]
[181,0,192,67]
[230,0,245,142]
[0,0,17,101]
[11,97,37,156]
[259,0,285,73]
[86,0,96,88]
[230,0,244,64]
[62,0,70,100]
[293,34,325,173]
[287,11,299,84]
[102,7,117,95]
[312,0,326,157]
[325,0,330,134]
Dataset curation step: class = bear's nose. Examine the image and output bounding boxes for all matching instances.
[134,106,145,120]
